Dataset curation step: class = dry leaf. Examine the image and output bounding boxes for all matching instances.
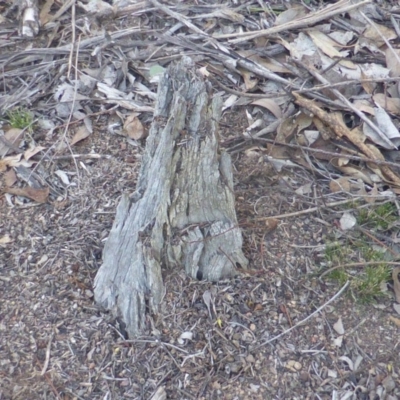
[333,336,343,348]
[24,146,45,161]
[198,66,210,77]
[251,99,281,119]
[363,23,396,47]
[222,95,238,111]
[40,0,54,25]
[237,51,292,74]
[360,71,376,95]
[203,290,213,319]
[332,160,374,185]
[275,5,307,25]
[0,154,23,172]
[55,170,70,185]
[239,69,258,91]
[373,94,400,115]
[150,386,166,400]
[4,186,49,203]
[353,99,375,114]
[78,0,113,13]
[330,177,351,193]
[340,212,356,231]
[265,218,278,233]
[303,130,319,145]
[333,317,345,335]
[373,107,400,146]
[308,30,355,69]
[70,125,91,145]
[0,128,24,157]
[389,315,400,327]
[0,234,13,245]
[385,48,400,77]
[123,114,145,140]
[276,116,297,142]
[3,169,17,187]
[295,183,312,195]
[339,356,354,371]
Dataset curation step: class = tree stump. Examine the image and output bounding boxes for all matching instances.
[94,57,248,337]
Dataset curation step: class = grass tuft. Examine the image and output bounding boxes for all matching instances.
[4,108,34,131]
[323,201,397,303]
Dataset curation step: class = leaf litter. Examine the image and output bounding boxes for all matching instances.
[1,0,400,398]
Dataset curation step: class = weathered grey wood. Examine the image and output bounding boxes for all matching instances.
[6,0,40,37]
[94,57,248,337]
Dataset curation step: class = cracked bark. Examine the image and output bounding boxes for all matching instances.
[94,57,248,337]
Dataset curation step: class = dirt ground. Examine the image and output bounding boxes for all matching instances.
[1,107,399,399]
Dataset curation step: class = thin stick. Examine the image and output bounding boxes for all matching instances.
[293,59,395,149]
[358,227,399,258]
[246,137,400,170]
[256,198,363,220]
[361,12,400,66]
[254,281,350,349]
[40,333,54,375]
[297,77,400,94]
[211,77,283,99]
[150,0,208,37]
[214,0,371,43]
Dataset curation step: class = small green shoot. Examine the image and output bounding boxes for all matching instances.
[4,108,34,131]
[352,264,391,304]
[357,202,397,230]
[323,201,397,303]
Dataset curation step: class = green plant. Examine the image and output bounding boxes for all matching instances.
[352,263,391,304]
[325,241,351,265]
[5,108,34,131]
[356,202,397,230]
[323,201,397,303]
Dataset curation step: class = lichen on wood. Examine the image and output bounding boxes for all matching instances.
[94,56,248,337]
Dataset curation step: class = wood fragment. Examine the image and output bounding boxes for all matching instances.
[393,267,400,303]
[94,57,247,337]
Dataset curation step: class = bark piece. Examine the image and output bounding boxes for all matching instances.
[7,0,40,37]
[94,56,247,337]
[393,267,400,303]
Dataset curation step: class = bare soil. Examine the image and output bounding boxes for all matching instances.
[1,109,399,399]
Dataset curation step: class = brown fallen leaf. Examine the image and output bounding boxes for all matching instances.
[373,94,400,115]
[389,315,400,328]
[0,154,23,172]
[239,68,258,91]
[251,98,282,119]
[123,114,145,140]
[329,177,351,193]
[363,23,396,48]
[265,218,279,233]
[0,128,24,157]
[3,168,18,187]
[293,93,400,187]
[24,146,45,160]
[70,125,91,145]
[393,267,400,303]
[0,234,13,245]
[4,186,49,203]
[39,0,54,25]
